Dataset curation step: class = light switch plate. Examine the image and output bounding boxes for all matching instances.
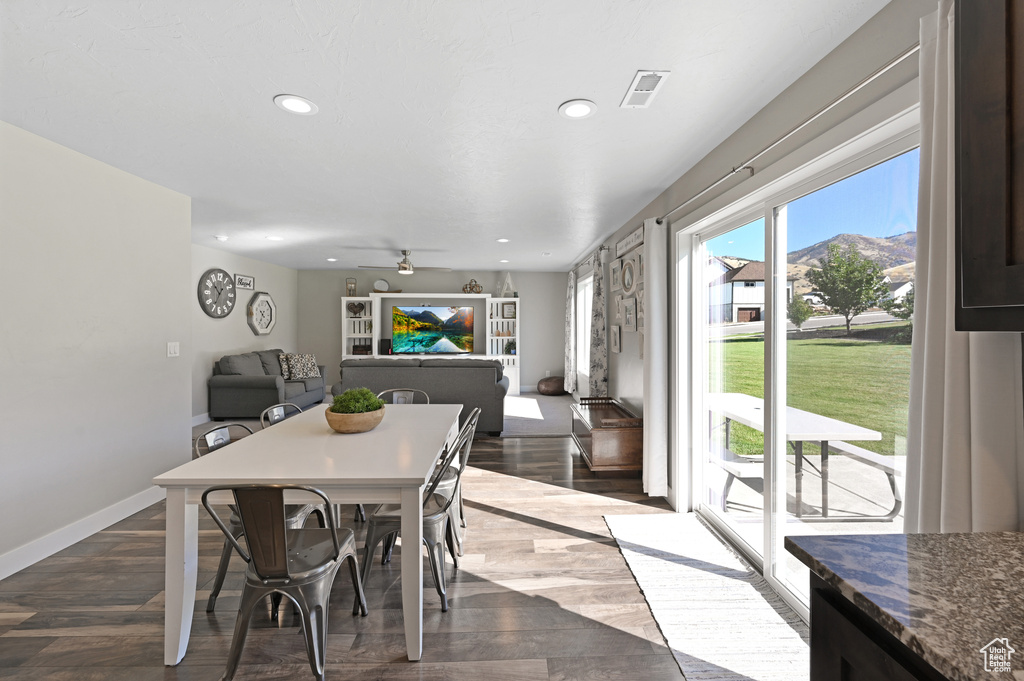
[167,341,180,357]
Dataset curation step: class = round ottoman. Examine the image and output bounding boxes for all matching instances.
[537,376,567,396]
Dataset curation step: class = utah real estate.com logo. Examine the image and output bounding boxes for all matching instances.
[980,638,1015,673]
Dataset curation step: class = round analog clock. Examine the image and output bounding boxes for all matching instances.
[197,268,236,318]
[246,291,277,336]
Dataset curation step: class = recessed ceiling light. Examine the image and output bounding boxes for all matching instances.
[265,236,284,241]
[326,258,337,262]
[496,238,509,243]
[214,235,229,242]
[542,252,552,256]
[273,94,319,115]
[559,99,596,119]
[499,259,509,263]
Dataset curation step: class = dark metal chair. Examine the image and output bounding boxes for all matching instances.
[194,423,324,614]
[259,401,303,429]
[202,485,367,681]
[375,388,431,405]
[433,408,480,560]
[361,408,478,612]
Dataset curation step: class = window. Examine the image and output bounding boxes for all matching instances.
[575,274,594,395]
[688,137,919,616]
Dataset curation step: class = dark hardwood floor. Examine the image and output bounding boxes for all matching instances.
[0,436,682,680]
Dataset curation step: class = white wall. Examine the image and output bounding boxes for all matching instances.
[297,270,567,391]
[191,244,299,421]
[0,121,192,574]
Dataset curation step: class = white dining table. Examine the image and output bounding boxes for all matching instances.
[154,403,462,666]
[708,393,881,518]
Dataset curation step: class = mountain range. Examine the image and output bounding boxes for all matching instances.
[787,232,916,270]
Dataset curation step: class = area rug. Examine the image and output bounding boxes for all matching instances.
[605,513,809,681]
[501,393,574,437]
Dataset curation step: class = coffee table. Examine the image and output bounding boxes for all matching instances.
[154,403,462,665]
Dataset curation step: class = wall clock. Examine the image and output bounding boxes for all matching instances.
[197,268,236,318]
[246,291,277,336]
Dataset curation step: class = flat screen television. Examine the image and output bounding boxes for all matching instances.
[391,306,474,354]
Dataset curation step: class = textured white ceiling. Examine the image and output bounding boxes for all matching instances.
[1,0,889,273]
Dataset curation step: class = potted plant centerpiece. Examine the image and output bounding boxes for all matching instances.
[325,387,386,433]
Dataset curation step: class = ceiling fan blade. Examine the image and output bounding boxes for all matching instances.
[413,267,452,271]
[357,265,397,270]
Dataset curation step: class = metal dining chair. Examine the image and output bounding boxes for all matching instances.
[194,423,325,614]
[433,408,480,561]
[376,388,431,405]
[360,409,476,612]
[202,484,367,681]
[259,401,303,429]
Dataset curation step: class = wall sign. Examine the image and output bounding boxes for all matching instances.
[615,225,644,258]
[235,274,254,290]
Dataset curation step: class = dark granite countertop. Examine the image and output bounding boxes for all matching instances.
[786,532,1024,681]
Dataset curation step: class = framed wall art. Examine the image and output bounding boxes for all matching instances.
[610,325,621,353]
[623,297,637,332]
[610,258,623,291]
[235,274,254,290]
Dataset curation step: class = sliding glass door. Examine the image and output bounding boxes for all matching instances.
[692,144,918,612]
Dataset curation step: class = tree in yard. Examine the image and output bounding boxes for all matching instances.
[882,282,914,343]
[806,243,889,335]
[787,296,814,330]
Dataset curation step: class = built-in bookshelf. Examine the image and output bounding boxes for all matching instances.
[339,293,520,395]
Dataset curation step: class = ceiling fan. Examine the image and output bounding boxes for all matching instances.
[359,250,452,276]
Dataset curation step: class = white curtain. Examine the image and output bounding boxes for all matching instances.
[905,0,1024,532]
[642,218,669,496]
[564,270,577,394]
[589,249,609,397]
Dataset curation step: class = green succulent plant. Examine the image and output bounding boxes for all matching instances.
[330,387,384,414]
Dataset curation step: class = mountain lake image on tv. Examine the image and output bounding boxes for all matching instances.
[392,306,474,354]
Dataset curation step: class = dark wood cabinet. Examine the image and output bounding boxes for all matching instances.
[809,574,948,681]
[570,398,643,475]
[955,0,1024,330]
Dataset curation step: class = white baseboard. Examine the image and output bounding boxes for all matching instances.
[191,412,210,427]
[0,486,166,581]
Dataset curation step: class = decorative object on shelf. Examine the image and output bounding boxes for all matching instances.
[621,258,638,296]
[503,339,516,355]
[346,278,357,296]
[352,344,372,355]
[197,268,236,318]
[502,302,516,319]
[246,291,277,335]
[610,259,622,291]
[498,271,517,297]
[325,388,385,433]
[235,274,254,290]
[537,376,567,396]
[622,297,637,332]
[462,279,483,294]
[373,278,390,292]
[346,301,365,316]
[610,324,621,353]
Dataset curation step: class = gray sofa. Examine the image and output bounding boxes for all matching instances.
[208,349,325,420]
[332,357,508,435]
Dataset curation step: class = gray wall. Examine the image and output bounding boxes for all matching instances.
[0,121,192,571]
[297,270,567,391]
[191,244,299,421]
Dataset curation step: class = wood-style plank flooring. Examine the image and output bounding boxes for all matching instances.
[0,436,683,680]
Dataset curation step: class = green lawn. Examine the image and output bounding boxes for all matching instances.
[710,325,912,458]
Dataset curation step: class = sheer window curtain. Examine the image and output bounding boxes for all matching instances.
[642,218,669,496]
[905,0,1024,532]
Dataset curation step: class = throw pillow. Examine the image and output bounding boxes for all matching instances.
[221,353,264,376]
[278,353,292,380]
[288,353,321,380]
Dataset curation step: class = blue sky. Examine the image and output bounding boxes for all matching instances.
[707,148,919,261]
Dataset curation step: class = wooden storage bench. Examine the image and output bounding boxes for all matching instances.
[570,397,643,476]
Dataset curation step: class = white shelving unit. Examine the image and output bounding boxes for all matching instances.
[339,293,520,395]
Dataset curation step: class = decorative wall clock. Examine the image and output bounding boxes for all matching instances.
[197,268,235,318]
[246,291,277,336]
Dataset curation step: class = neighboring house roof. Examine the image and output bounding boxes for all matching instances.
[713,261,797,284]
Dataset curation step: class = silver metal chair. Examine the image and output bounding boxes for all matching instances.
[194,423,324,614]
[202,485,367,681]
[361,409,476,612]
[259,401,303,429]
[376,388,430,405]
[434,408,480,561]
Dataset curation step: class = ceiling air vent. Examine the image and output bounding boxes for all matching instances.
[620,70,670,109]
